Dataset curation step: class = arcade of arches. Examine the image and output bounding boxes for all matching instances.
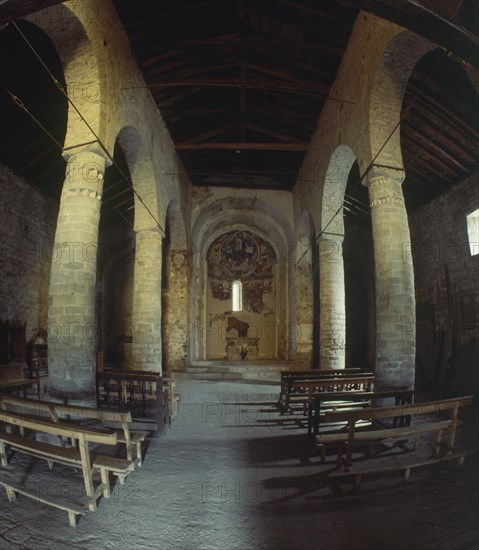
[0,0,477,402]
[0,1,478,545]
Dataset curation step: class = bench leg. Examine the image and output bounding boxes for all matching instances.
[0,441,8,467]
[125,446,133,462]
[320,446,326,464]
[4,485,16,502]
[136,443,143,467]
[78,435,97,512]
[116,474,127,485]
[353,474,362,489]
[434,429,443,456]
[100,469,111,498]
[68,511,78,528]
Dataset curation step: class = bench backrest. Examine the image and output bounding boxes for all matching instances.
[0,394,132,424]
[0,364,26,383]
[97,371,166,432]
[281,368,364,377]
[291,375,375,390]
[0,410,118,445]
[323,395,475,423]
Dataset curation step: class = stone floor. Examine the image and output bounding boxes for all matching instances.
[0,379,478,550]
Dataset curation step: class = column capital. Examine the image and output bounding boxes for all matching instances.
[62,146,108,200]
[318,231,344,244]
[135,225,165,239]
[366,165,405,187]
[62,142,112,166]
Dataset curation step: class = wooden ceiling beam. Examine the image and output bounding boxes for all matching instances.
[134,36,344,57]
[402,123,469,172]
[155,86,203,108]
[280,1,354,26]
[176,142,308,151]
[243,122,303,143]
[231,59,331,94]
[179,124,240,145]
[161,108,313,119]
[140,77,331,96]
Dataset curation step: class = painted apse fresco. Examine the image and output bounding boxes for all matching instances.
[206,230,277,360]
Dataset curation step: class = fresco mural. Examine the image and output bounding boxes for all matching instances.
[207,230,275,313]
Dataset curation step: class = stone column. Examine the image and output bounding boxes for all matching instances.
[129,227,164,373]
[48,148,107,403]
[367,168,415,390]
[319,235,346,370]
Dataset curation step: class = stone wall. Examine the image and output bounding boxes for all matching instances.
[409,174,479,396]
[162,248,189,372]
[0,162,58,342]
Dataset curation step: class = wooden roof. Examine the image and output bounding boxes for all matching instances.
[0,0,477,229]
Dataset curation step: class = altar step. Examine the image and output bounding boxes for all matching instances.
[170,360,293,384]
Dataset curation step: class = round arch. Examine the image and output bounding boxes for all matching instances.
[26,2,106,152]
[190,198,295,363]
[367,30,437,174]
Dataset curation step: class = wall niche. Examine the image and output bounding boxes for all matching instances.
[206,230,277,360]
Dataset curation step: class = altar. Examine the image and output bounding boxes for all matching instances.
[226,336,259,361]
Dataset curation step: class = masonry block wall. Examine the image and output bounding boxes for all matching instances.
[409,174,479,396]
[97,223,135,367]
[162,248,189,372]
[0,162,58,342]
[343,217,375,369]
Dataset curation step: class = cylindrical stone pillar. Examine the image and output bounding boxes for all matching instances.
[48,148,106,403]
[129,227,163,373]
[319,236,346,370]
[367,169,416,391]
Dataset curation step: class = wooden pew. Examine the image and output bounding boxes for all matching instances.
[279,373,375,415]
[105,369,179,421]
[317,395,474,489]
[0,363,36,397]
[97,371,168,433]
[278,368,364,413]
[0,410,135,523]
[307,389,415,449]
[0,394,145,466]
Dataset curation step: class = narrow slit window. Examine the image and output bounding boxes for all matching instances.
[466,209,479,256]
[232,280,242,312]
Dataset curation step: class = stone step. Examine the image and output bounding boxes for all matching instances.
[169,361,288,384]
[172,371,280,385]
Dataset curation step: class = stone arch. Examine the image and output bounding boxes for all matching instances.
[162,199,189,373]
[364,31,437,391]
[115,125,160,232]
[321,145,357,237]
[367,31,437,174]
[319,145,358,370]
[190,198,295,362]
[26,1,106,152]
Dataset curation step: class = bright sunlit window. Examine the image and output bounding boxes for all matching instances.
[232,280,242,311]
[466,209,479,256]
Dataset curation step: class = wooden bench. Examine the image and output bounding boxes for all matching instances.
[317,395,474,489]
[307,389,415,450]
[0,363,36,397]
[97,371,168,433]
[0,394,146,466]
[279,373,375,415]
[0,410,135,523]
[278,368,365,413]
[0,479,88,527]
[105,369,179,421]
